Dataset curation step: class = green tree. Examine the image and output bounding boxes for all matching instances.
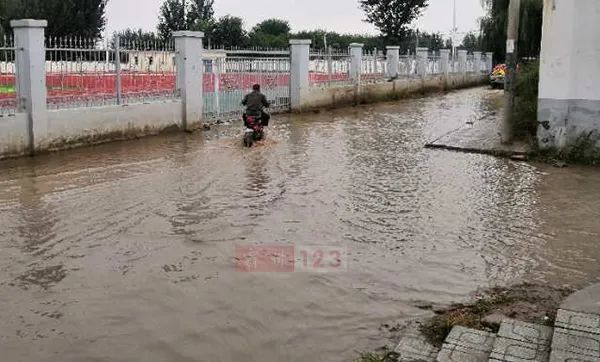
[249,19,291,48]
[291,30,385,51]
[187,0,215,33]
[1,0,108,38]
[252,19,291,36]
[158,0,186,40]
[212,15,247,48]
[414,31,444,52]
[359,0,429,43]
[460,32,480,53]
[480,0,542,63]
[114,29,162,49]
[444,38,453,49]
[157,0,215,40]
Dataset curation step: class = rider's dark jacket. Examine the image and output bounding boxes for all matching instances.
[242,91,270,116]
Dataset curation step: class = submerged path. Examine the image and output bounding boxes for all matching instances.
[1,87,600,362]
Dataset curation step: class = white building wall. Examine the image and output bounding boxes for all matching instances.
[538,0,600,150]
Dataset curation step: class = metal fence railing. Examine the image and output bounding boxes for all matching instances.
[466,54,476,73]
[361,51,387,84]
[480,54,490,73]
[0,36,17,116]
[203,56,291,120]
[5,31,492,118]
[399,55,417,77]
[427,55,442,75]
[309,49,353,88]
[45,37,178,110]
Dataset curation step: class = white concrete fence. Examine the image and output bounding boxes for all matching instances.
[0,19,493,159]
[290,40,493,111]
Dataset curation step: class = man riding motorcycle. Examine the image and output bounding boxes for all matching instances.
[242,84,271,128]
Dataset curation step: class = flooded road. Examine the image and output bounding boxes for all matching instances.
[1,87,600,361]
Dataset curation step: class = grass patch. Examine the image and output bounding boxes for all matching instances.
[420,283,572,347]
[529,133,600,166]
[0,85,15,94]
[355,347,400,362]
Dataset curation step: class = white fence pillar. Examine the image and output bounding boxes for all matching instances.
[174,31,204,131]
[458,50,468,74]
[440,49,451,76]
[386,46,400,78]
[349,43,363,83]
[289,39,311,111]
[473,51,483,73]
[486,52,494,72]
[11,19,48,154]
[416,47,428,77]
[213,58,222,117]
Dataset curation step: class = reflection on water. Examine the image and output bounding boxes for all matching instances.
[1,87,600,361]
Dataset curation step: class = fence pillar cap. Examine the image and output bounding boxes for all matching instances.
[473,51,483,55]
[486,52,494,56]
[458,49,468,54]
[386,45,400,50]
[439,49,451,53]
[349,43,364,48]
[416,47,429,51]
[289,39,311,45]
[173,31,204,38]
[10,19,47,28]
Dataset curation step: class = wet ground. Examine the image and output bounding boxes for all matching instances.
[1,87,600,362]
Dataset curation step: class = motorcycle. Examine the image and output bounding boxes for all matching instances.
[243,112,269,147]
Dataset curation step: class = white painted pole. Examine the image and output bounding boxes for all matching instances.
[289,39,311,111]
[440,49,451,77]
[349,43,363,84]
[473,51,483,73]
[486,52,494,72]
[11,19,48,155]
[416,47,429,77]
[386,46,400,78]
[458,49,468,75]
[174,31,204,131]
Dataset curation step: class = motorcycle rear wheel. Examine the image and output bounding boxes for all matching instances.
[243,133,254,148]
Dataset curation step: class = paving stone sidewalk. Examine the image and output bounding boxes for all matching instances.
[425,93,530,158]
[393,283,600,362]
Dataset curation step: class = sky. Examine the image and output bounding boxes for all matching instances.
[105,0,485,38]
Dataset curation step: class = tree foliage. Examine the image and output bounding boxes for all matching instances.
[158,0,216,40]
[113,29,162,49]
[211,15,247,48]
[480,0,543,63]
[460,32,480,53]
[187,0,215,34]
[157,0,187,40]
[187,0,214,27]
[359,0,429,43]
[410,31,444,52]
[0,0,108,38]
[249,19,291,48]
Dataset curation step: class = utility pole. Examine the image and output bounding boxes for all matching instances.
[502,0,521,144]
[415,29,419,53]
[451,0,458,64]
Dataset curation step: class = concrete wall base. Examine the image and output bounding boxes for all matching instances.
[538,98,600,153]
[0,113,29,159]
[0,100,184,160]
[294,73,487,112]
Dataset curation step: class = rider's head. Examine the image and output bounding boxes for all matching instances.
[253,84,261,92]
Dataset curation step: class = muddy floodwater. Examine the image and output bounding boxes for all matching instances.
[1,87,600,362]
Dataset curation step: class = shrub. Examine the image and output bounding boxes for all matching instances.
[512,61,540,140]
